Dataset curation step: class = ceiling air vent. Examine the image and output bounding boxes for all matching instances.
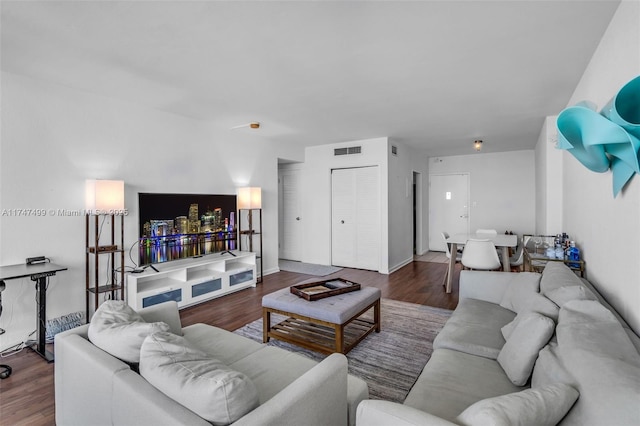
[334,146,362,156]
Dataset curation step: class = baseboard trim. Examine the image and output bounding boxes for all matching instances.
[388,257,414,274]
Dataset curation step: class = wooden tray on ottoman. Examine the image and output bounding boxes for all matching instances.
[290,278,361,301]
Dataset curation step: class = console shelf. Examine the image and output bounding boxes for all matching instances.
[127,251,256,310]
[86,214,125,320]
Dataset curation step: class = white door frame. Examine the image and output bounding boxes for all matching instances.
[413,171,424,255]
[278,163,303,261]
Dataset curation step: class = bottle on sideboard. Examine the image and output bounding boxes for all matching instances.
[568,241,580,268]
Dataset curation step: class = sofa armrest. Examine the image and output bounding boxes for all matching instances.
[138,301,183,335]
[233,353,348,426]
[112,369,210,426]
[459,271,540,304]
[356,400,458,426]
[55,333,130,426]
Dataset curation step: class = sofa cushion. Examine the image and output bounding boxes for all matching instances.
[540,262,583,295]
[140,331,259,425]
[501,293,559,340]
[498,273,541,313]
[456,383,579,426]
[555,300,640,425]
[229,345,319,403]
[182,323,264,365]
[531,343,575,389]
[497,312,555,386]
[88,300,170,363]
[404,348,525,422]
[545,285,597,308]
[433,298,515,360]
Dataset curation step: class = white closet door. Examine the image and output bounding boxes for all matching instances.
[332,166,380,270]
[280,167,303,261]
[332,168,357,267]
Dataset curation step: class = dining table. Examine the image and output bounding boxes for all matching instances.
[444,233,518,293]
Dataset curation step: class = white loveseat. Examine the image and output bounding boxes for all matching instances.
[357,263,640,425]
[55,300,369,426]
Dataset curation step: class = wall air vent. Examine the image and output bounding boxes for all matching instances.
[334,146,362,156]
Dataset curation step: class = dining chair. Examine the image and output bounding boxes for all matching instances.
[441,232,462,287]
[509,235,525,272]
[461,238,502,271]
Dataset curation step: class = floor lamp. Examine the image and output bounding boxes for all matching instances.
[237,187,262,283]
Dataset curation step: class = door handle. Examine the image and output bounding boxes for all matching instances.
[341,220,345,224]
[460,214,468,218]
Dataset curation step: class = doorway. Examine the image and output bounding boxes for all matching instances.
[413,171,422,255]
[278,164,303,261]
[428,173,470,251]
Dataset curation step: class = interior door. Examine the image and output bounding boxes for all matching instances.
[332,166,380,270]
[429,173,470,251]
[279,167,303,261]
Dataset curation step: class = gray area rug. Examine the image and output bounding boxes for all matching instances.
[233,298,452,402]
[279,259,343,276]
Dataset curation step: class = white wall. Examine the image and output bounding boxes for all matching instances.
[429,151,536,236]
[388,141,430,271]
[0,72,291,348]
[302,138,390,272]
[535,116,563,235]
[559,0,640,333]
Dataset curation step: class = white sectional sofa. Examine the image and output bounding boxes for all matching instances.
[55,300,368,426]
[357,263,640,426]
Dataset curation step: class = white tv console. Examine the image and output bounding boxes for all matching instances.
[127,251,256,310]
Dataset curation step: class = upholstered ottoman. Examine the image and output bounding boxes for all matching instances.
[262,285,381,354]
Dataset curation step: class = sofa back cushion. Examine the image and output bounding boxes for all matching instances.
[498,273,541,313]
[456,383,579,426]
[88,300,170,364]
[501,293,559,340]
[540,262,583,295]
[497,312,555,386]
[545,285,597,308]
[140,331,259,425]
[531,343,574,389]
[554,300,640,425]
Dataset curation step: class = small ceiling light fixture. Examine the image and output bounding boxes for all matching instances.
[474,140,483,151]
[231,122,260,130]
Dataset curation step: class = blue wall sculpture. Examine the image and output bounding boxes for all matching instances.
[557,75,640,197]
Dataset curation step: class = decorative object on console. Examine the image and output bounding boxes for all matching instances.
[557,75,640,197]
[85,179,125,321]
[237,187,263,283]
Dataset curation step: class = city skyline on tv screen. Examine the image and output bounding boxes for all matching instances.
[138,192,237,265]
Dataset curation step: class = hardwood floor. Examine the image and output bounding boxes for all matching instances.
[0,260,460,426]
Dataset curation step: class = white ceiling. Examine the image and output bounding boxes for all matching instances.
[1,1,620,157]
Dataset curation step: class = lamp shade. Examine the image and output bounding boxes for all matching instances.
[237,187,262,209]
[85,179,125,214]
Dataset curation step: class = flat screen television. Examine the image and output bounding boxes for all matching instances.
[138,192,237,266]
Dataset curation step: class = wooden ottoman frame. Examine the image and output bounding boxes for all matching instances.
[263,297,381,355]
